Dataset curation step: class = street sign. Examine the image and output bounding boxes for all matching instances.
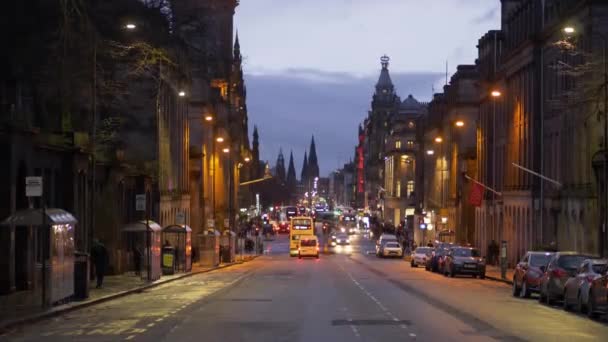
[25,177,43,197]
[135,194,146,211]
[207,219,215,228]
[176,211,185,225]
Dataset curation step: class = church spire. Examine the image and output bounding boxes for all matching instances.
[287,150,297,195]
[252,126,260,178]
[301,151,308,183]
[275,148,286,184]
[307,136,319,180]
[234,29,241,62]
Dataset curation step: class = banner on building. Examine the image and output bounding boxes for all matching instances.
[468,182,483,207]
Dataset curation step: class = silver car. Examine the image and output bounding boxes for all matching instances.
[411,247,432,267]
[563,258,607,313]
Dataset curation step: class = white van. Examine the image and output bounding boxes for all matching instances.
[376,234,398,256]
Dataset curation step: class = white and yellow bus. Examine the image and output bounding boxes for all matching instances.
[289,216,315,256]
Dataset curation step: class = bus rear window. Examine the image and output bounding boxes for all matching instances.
[300,239,317,247]
[292,219,312,229]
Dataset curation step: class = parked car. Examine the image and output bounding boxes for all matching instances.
[443,247,485,278]
[425,248,448,272]
[382,242,403,258]
[563,258,608,313]
[539,252,595,305]
[512,251,555,298]
[411,247,432,267]
[588,269,608,318]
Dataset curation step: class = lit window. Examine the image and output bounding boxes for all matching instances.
[396,180,401,198]
[407,181,415,197]
[408,121,415,128]
[395,141,402,149]
[407,140,414,146]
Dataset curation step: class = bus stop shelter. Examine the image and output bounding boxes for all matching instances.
[162,224,192,273]
[1,208,77,307]
[122,220,161,281]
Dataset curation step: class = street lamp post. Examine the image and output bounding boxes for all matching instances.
[564,26,607,257]
[491,90,502,246]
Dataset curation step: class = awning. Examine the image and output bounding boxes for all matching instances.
[1,208,78,227]
[122,220,162,232]
[163,224,192,233]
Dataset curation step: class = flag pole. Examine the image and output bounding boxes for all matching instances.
[464,174,502,196]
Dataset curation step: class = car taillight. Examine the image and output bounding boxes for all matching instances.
[552,268,567,278]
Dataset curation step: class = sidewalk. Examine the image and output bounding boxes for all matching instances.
[484,265,514,285]
[0,255,258,333]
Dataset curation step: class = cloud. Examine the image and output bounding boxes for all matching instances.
[245,69,443,176]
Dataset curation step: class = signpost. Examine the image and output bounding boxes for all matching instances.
[176,211,185,225]
[135,194,146,212]
[25,176,46,306]
[25,177,43,197]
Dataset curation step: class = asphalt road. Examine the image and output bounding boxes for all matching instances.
[3,233,608,342]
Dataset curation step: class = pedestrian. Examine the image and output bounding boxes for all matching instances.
[91,239,109,289]
[427,240,433,247]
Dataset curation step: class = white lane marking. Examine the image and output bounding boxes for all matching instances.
[409,333,417,338]
[337,262,407,331]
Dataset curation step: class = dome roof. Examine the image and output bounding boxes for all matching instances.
[401,94,421,109]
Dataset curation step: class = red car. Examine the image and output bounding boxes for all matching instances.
[512,251,554,298]
[588,271,608,318]
[277,221,290,234]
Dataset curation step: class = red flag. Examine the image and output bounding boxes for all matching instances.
[469,182,483,207]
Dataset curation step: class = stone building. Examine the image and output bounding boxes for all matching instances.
[362,56,427,225]
[475,0,608,264]
[424,66,479,244]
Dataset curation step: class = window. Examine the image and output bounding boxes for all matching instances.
[396,180,401,198]
[408,121,415,128]
[407,181,415,197]
[407,140,414,147]
[395,140,402,149]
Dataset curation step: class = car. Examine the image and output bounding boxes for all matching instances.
[382,241,403,258]
[425,248,448,272]
[538,252,595,305]
[376,234,398,256]
[411,247,432,268]
[298,236,319,259]
[277,221,290,234]
[512,251,554,298]
[563,258,607,313]
[443,247,485,278]
[331,233,350,246]
[587,269,608,318]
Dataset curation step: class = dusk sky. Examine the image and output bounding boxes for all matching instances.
[235,0,501,176]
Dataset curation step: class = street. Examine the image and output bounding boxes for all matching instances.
[4,234,608,342]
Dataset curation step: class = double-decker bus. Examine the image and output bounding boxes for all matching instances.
[289,216,315,257]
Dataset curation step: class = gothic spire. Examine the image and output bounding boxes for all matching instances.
[301,151,308,183]
[287,150,296,193]
[234,29,241,62]
[307,136,319,180]
[275,148,286,183]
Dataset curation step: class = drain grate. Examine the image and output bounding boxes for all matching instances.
[332,319,411,326]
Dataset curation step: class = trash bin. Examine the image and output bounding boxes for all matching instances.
[162,246,176,275]
[73,251,90,301]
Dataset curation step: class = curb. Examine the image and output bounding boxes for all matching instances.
[485,274,512,285]
[0,255,260,333]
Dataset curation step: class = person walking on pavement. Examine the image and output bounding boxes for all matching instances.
[427,240,434,247]
[91,239,109,289]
